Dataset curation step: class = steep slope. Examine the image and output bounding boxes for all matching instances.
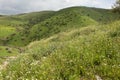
[1,20,120,80]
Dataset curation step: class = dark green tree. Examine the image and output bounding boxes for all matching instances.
[113,0,120,13]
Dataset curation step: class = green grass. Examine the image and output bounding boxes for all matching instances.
[0,16,25,26]
[0,25,16,38]
[0,6,120,80]
[17,11,54,21]
[0,46,19,64]
[0,46,19,57]
[0,20,120,80]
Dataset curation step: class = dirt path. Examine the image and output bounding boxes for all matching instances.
[0,56,17,70]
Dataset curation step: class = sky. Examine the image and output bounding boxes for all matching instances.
[0,0,116,15]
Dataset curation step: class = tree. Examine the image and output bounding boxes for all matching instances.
[113,0,120,13]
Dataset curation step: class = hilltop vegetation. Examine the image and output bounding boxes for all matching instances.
[0,6,120,80]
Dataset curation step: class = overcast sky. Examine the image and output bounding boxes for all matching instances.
[0,0,116,15]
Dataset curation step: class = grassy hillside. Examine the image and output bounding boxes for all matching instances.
[0,46,19,57]
[0,26,16,38]
[0,20,120,80]
[0,11,55,46]
[57,7,120,23]
[0,46,19,65]
[17,11,54,21]
[3,7,120,47]
[0,6,120,80]
[0,16,25,26]
[0,15,26,45]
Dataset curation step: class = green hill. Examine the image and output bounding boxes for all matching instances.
[0,20,120,80]
[0,15,25,27]
[0,11,54,46]
[2,6,120,46]
[0,6,120,80]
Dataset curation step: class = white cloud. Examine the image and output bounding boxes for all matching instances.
[0,0,116,15]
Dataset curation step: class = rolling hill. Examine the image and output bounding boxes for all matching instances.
[0,6,120,80]
[0,20,120,80]
[1,6,120,47]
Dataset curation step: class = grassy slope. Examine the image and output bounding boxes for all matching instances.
[0,11,54,45]
[17,11,54,21]
[0,6,120,79]
[0,16,25,26]
[0,15,21,60]
[0,11,56,65]
[4,7,120,47]
[0,46,19,65]
[1,20,120,80]
[57,7,120,23]
[2,11,55,46]
[0,46,19,57]
[0,15,26,45]
[0,15,25,38]
[0,26,15,38]
[0,15,25,61]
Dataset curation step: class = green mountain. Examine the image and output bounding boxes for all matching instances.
[0,6,120,80]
